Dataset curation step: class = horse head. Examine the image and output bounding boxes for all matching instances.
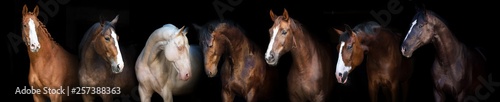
[164,25,191,80]
[265,8,297,66]
[21,4,41,53]
[334,24,368,84]
[196,22,228,77]
[401,9,435,58]
[92,15,125,73]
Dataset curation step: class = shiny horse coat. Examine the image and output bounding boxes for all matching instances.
[135,24,203,102]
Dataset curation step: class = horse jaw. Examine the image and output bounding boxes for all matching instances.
[336,42,351,84]
[28,18,40,52]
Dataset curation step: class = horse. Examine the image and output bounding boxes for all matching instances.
[135,24,204,102]
[400,8,487,102]
[194,20,280,102]
[265,9,336,102]
[21,4,82,102]
[78,15,137,102]
[334,21,414,102]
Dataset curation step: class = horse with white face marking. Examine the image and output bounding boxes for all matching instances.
[78,15,137,102]
[135,24,203,102]
[266,9,337,102]
[335,21,414,102]
[21,4,82,102]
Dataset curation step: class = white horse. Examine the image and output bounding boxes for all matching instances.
[135,24,203,102]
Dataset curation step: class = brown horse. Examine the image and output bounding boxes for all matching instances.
[78,15,137,102]
[334,21,413,102]
[21,4,82,102]
[195,20,280,102]
[265,9,336,102]
[401,9,487,102]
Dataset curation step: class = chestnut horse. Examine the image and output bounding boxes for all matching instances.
[135,24,203,102]
[334,21,413,102]
[21,4,82,102]
[78,15,137,102]
[401,9,487,102]
[195,20,280,102]
[265,9,336,102]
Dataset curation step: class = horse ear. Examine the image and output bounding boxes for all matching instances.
[22,4,28,15]
[177,26,187,36]
[283,8,289,21]
[344,24,352,33]
[99,16,105,25]
[192,23,202,31]
[270,9,277,21]
[334,28,343,35]
[111,15,119,26]
[33,5,39,16]
[182,27,189,36]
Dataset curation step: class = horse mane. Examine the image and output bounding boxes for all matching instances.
[198,20,247,49]
[78,22,101,58]
[78,20,118,58]
[35,20,59,46]
[414,9,450,28]
[353,21,381,35]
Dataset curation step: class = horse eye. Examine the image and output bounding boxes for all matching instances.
[347,45,353,49]
[281,30,287,35]
[418,25,423,28]
[104,37,110,42]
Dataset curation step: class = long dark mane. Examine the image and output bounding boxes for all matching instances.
[413,8,450,28]
[197,20,246,47]
[78,21,115,58]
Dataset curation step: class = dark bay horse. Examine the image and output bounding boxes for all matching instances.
[21,5,82,102]
[195,20,280,102]
[401,9,487,102]
[265,9,336,102]
[78,15,137,102]
[334,21,413,102]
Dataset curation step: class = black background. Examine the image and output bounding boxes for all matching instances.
[5,0,498,102]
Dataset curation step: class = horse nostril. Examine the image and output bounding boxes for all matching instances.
[209,72,212,76]
[185,73,190,79]
[338,73,342,77]
[268,54,274,61]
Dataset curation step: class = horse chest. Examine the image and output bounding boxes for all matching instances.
[432,63,465,94]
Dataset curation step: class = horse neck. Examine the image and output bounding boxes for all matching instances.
[219,27,250,61]
[28,24,64,58]
[289,23,317,65]
[139,32,170,67]
[362,29,399,52]
[431,17,464,66]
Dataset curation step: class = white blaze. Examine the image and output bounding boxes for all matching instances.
[336,42,352,76]
[28,18,40,52]
[265,25,280,58]
[404,19,417,41]
[111,30,124,69]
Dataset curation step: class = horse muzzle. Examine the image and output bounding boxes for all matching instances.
[111,62,124,74]
[265,53,278,66]
[401,45,413,58]
[29,42,40,52]
[336,72,349,84]
[205,64,217,78]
